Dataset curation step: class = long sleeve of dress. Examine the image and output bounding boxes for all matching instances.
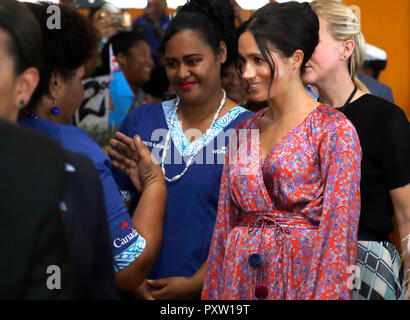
[309,119,362,299]
[202,150,236,300]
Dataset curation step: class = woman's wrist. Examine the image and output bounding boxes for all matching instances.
[142,175,165,192]
[188,268,206,298]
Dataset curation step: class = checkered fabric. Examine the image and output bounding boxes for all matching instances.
[353,241,405,300]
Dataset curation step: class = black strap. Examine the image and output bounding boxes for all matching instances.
[344,86,357,106]
[339,86,357,113]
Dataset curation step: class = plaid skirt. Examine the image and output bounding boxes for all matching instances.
[353,241,405,300]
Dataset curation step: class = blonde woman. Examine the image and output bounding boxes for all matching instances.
[304,0,410,300]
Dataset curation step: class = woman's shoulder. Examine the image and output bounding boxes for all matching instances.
[309,104,359,141]
[342,94,410,135]
[349,94,405,118]
[64,126,109,157]
[126,101,164,118]
[120,101,166,133]
[220,105,253,129]
[20,116,83,145]
[312,104,353,128]
[231,107,263,130]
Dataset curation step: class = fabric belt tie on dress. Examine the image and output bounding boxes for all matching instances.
[239,212,318,299]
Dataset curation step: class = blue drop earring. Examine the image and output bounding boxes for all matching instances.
[51,99,61,116]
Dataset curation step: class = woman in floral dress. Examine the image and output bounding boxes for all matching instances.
[202,2,362,300]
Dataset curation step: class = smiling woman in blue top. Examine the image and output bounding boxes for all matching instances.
[18,2,166,294]
[109,0,252,299]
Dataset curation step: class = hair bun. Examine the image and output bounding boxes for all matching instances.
[182,0,235,44]
[182,0,223,35]
[160,0,236,66]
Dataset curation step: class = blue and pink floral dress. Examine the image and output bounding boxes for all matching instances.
[202,105,362,300]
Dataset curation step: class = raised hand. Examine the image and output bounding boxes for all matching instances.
[109,131,135,176]
[129,135,163,193]
[109,132,163,193]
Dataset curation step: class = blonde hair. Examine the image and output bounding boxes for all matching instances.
[310,0,369,93]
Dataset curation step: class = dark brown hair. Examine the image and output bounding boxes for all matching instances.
[25,2,98,112]
[237,2,319,92]
[0,0,42,75]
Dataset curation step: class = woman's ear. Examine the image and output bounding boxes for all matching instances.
[48,71,64,100]
[341,39,355,61]
[290,49,304,70]
[218,41,227,64]
[13,67,39,110]
[116,52,127,66]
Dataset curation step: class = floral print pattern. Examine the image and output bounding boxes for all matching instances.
[202,105,362,300]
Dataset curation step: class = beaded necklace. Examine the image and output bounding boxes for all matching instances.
[24,111,39,119]
[161,89,226,183]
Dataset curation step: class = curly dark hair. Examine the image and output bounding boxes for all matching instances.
[110,30,148,57]
[24,1,98,112]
